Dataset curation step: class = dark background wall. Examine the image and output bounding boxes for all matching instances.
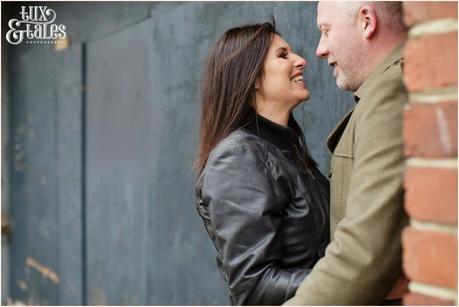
[2,2,354,305]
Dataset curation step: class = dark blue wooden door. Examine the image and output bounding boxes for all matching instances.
[7,43,83,304]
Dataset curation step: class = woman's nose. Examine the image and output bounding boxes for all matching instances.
[294,55,307,69]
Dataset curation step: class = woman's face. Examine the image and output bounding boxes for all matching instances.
[256,34,309,111]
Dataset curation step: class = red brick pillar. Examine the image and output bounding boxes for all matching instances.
[401,2,458,305]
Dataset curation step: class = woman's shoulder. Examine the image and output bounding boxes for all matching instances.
[208,128,268,162]
[198,129,279,199]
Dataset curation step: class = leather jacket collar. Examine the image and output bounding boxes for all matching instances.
[242,114,301,152]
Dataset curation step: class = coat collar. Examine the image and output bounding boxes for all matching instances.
[242,113,300,151]
[326,106,355,153]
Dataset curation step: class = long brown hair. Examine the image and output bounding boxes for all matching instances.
[195,21,277,174]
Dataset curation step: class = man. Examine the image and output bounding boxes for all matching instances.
[285,2,408,305]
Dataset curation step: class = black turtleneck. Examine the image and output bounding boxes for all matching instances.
[241,114,302,152]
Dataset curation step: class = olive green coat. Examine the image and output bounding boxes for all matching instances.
[285,44,408,305]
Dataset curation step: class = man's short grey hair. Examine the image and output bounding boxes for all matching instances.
[342,2,406,33]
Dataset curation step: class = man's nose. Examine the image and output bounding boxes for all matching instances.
[315,40,328,58]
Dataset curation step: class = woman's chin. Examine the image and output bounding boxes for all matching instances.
[297,92,310,103]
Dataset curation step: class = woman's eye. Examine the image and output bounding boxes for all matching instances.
[279,53,288,59]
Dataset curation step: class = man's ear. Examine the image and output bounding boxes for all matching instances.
[359,4,377,39]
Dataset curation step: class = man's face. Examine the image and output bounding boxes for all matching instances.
[316,2,365,92]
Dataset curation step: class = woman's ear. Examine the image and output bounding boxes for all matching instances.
[359,4,377,39]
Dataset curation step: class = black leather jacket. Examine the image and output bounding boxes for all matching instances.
[195,115,330,305]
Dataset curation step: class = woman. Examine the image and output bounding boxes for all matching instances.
[195,20,330,305]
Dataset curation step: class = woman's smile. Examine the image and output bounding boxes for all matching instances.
[291,74,306,87]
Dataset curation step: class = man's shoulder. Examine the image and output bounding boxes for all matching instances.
[362,59,405,100]
[375,58,405,93]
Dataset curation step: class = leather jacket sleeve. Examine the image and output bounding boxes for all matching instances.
[199,141,311,305]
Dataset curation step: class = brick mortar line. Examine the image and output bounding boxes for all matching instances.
[406,158,458,169]
[409,281,457,302]
[409,18,458,38]
[408,87,458,103]
[410,219,458,235]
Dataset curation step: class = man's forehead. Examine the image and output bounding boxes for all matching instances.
[317,2,342,26]
[318,1,342,11]
[316,3,329,28]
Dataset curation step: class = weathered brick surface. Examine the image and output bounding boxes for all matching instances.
[404,32,458,91]
[404,167,458,224]
[402,2,458,305]
[402,227,457,289]
[403,101,458,158]
[403,2,458,27]
[403,292,455,305]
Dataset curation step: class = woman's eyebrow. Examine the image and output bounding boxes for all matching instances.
[275,47,289,52]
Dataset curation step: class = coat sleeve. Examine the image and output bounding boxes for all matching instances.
[202,142,311,305]
[284,69,408,305]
